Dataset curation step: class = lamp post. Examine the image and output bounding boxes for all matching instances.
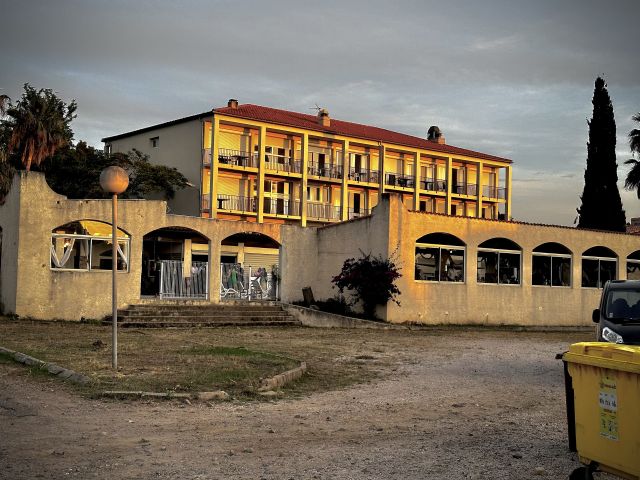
[100,166,129,370]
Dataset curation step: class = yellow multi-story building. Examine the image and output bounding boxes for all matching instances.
[103,99,512,225]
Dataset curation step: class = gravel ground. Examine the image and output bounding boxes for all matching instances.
[0,329,617,480]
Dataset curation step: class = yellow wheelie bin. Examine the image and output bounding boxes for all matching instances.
[563,342,640,479]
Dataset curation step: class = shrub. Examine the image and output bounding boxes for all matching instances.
[331,251,401,319]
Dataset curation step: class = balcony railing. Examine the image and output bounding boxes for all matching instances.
[264,155,301,173]
[421,179,447,192]
[452,183,477,196]
[307,161,343,179]
[218,149,257,168]
[385,173,415,188]
[348,208,371,220]
[483,186,506,199]
[263,198,301,216]
[349,168,379,183]
[216,194,256,213]
[307,202,341,221]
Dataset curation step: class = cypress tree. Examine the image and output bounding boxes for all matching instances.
[577,77,626,231]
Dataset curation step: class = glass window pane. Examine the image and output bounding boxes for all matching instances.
[442,249,464,282]
[415,247,439,281]
[499,252,520,284]
[552,257,571,286]
[582,259,599,287]
[532,255,551,285]
[599,260,617,288]
[627,261,640,281]
[91,239,128,271]
[478,251,498,284]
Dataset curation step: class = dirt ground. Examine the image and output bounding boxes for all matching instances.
[0,328,615,480]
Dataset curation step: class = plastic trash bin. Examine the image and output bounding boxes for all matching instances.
[562,342,640,479]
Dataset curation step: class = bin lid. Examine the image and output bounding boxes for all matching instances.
[563,342,640,374]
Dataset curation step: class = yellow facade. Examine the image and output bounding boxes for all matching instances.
[201,112,512,227]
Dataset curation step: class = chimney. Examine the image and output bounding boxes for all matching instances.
[317,108,330,127]
[227,99,239,109]
[427,125,446,144]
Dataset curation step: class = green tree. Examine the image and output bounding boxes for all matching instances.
[623,113,640,197]
[576,77,626,232]
[4,84,77,171]
[331,251,401,319]
[42,144,189,200]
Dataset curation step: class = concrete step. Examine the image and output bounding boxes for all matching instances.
[118,311,293,318]
[117,319,301,329]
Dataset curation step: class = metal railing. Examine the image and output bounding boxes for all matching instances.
[420,179,447,192]
[264,155,301,173]
[307,161,343,179]
[348,208,371,219]
[217,194,256,213]
[483,186,506,199]
[159,260,208,299]
[218,149,257,168]
[307,203,341,220]
[452,183,477,196]
[220,264,278,300]
[349,168,379,183]
[385,173,415,188]
[263,198,301,216]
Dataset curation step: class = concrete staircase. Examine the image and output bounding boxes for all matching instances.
[106,302,301,328]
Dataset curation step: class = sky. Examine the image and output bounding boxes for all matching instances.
[1,0,639,225]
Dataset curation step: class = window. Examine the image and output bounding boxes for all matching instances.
[532,242,571,287]
[477,238,521,285]
[627,250,640,280]
[150,136,159,148]
[50,220,130,272]
[104,144,112,154]
[415,233,465,282]
[582,246,617,288]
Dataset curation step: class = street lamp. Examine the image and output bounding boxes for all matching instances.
[100,166,129,370]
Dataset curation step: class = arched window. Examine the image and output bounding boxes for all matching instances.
[627,250,640,280]
[415,233,465,283]
[477,238,521,285]
[582,246,617,288]
[532,242,572,287]
[51,220,130,272]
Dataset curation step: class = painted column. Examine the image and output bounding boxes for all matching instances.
[378,143,385,196]
[445,156,453,215]
[210,115,219,219]
[505,165,513,220]
[257,126,266,223]
[341,140,349,221]
[413,152,421,211]
[476,161,484,218]
[300,133,309,227]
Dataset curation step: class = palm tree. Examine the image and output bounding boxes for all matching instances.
[624,113,640,197]
[6,84,76,171]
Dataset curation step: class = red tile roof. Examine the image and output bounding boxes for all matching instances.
[215,104,512,164]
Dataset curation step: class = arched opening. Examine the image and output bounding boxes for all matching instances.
[627,250,640,280]
[141,227,209,299]
[477,238,522,285]
[582,246,617,288]
[415,232,465,282]
[532,242,572,287]
[51,220,130,271]
[220,232,281,300]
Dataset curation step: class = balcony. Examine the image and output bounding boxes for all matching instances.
[218,149,257,168]
[452,183,477,196]
[264,154,301,174]
[385,173,414,188]
[349,168,379,184]
[307,202,341,221]
[263,198,301,216]
[348,208,371,220]
[307,161,343,180]
[216,194,256,213]
[421,179,447,192]
[483,186,506,200]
